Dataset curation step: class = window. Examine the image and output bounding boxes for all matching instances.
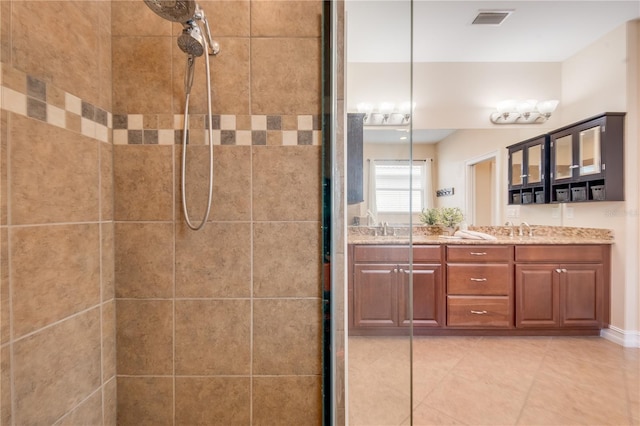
[371,160,430,213]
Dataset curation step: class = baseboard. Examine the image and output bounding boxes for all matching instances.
[601,326,640,348]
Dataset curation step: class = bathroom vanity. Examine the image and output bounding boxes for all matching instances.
[348,228,611,336]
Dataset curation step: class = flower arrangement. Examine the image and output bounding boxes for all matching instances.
[420,207,464,228]
[437,207,464,228]
[419,208,439,225]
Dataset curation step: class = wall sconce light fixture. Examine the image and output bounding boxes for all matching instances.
[490,99,559,124]
[357,102,415,126]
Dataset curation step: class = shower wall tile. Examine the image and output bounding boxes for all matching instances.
[1,344,11,426]
[113,145,173,221]
[114,222,174,299]
[0,0,11,64]
[198,0,250,37]
[10,224,101,338]
[175,299,251,375]
[116,299,173,375]
[1,227,8,344]
[251,0,322,37]
[175,377,251,425]
[11,1,101,108]
[175,222,251,298]
[101,142,114,220]
[253,298,322,375]
[252,146,321,221]
[175,145,251,222]
[172,37,250,115]
[103,377,117,426]
[102,222,115,302]
[56,390,103,426]
[1,110,7,226]
[97,0,113,114]
[102,299,116,382]
[251,38,321,115]
[10,115,100,225]
[253,376,322,426]
[12,308,101,426]
[112,0,172,37]
[117,377,173,426]
[253,222,321,298]
[113,36,173,114]
[1,64,25,94]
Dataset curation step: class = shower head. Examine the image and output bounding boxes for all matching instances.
[178,22,205,56]
[144,0,196,23]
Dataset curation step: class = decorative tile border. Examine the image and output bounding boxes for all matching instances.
[1,63,322,146]
[111,113,322,146]
[0,64,111,143]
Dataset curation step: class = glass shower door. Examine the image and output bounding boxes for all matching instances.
[344,0,414,424]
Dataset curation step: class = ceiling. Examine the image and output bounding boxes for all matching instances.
[347,0,640,143]
[346,0,640,63]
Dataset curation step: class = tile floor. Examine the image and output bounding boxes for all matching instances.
[348,336,639,425]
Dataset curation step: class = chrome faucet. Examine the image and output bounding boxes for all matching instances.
[519,221,533,237]
[382,222,389,236]
[504,221,515,238]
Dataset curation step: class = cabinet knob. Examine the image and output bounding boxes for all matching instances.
[470,310,488,315]
[393,268,398,273]
[470,278,487,282]
[520,174,528,178]
[569,165,580,169]
[469,252,487,256]
[555,268,563,273]
[562,268,567,273]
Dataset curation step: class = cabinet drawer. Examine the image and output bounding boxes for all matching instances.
[447,296,511,327]
[447,296,512,327]
[447,245,512,262]
[447,264,512,295]
[515,245,604,263]
[353,245,441,262]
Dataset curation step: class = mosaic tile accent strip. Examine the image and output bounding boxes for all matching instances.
[111,113,322,146]
[0,65,323,146]
[0,66,111,143]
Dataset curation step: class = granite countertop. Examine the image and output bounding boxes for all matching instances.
[348,225,615,245]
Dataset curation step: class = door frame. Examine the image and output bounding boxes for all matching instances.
[465,151,501,226]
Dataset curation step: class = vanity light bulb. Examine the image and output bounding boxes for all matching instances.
[496,99,517,114]
[536,99,559,115]
[399,101,415,115]
[357,102,373,114]
[379,102,395,115]
[516,99,538,114]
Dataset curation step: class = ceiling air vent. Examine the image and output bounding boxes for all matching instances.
[472,11,512,26]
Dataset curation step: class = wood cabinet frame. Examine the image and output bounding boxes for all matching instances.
[348,243,610,336]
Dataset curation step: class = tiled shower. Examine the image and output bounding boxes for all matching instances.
[1,0,325,424]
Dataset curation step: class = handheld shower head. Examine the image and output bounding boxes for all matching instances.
[177,22,205,56]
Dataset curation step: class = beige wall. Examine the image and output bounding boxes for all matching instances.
[1,1,116,424]
[348,62,562,129]
[111,1,323,424]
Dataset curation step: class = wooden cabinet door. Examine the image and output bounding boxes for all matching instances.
[352,264,398,328]
[515,264,560,328]
[560,264,603,327]
[398,264,444,328]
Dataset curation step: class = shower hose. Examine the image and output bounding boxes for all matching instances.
[181,41,214,231]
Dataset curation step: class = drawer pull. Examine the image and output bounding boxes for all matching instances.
[470,310,488,315]
[470,278,487,282]
[469,252,487,256]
